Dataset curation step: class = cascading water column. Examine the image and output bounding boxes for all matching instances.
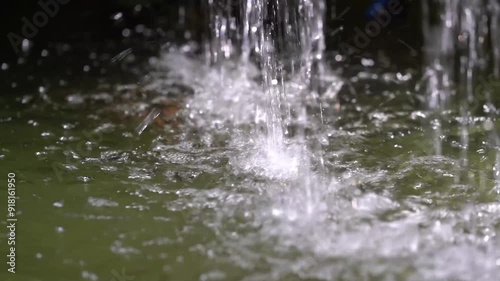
[197,0,333,219]
[239,0,331,214]
[293,0,329,213]
[421,0,458,156]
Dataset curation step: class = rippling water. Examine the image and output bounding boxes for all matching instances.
[1,44,499,280]
[1,0,500,280]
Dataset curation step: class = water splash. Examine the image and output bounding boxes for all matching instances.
[132,1,500,280]
[194,0,332,217]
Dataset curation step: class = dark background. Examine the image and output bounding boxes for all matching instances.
[0,0,422,69]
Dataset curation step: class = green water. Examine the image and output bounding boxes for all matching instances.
[1,54,500,281]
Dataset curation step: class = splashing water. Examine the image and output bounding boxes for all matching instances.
[141,0,500,280]
[189,0,332,215]
[7,1,500,280]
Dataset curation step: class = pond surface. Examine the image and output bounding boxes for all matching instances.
[1,48,500,281]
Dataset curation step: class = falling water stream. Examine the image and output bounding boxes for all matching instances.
[189,0,332,216]
[421,0,500,187]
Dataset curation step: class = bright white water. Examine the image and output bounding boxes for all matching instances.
[196,0,332,215]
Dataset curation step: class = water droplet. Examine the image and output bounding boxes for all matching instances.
[28,120,39,126]
[21,95,33,104]
[112,12,123,21]
[135,24,145,33]
[122,28,131,37]
[77,176,93,183]
[62,123,75,130]
[361,58,374,66]
[53,201,64,208]
[81,270,98,281]
[483,119,494,131]
[22,39,31,52]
